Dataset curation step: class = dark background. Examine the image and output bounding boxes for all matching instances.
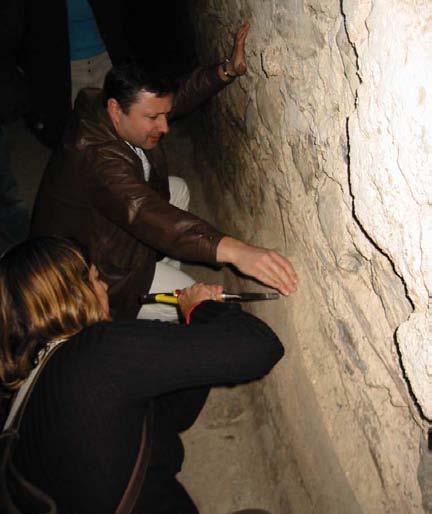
[126,0,197,77]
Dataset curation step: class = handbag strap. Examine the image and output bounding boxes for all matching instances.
[115,401,154,514]
[3,341,66,432]
[3,340,152,514]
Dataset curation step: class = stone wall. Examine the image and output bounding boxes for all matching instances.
[178,1,431,513]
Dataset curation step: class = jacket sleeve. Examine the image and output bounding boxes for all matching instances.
[87,143,223,263]
[169,65,230,121]
[91,303,285,399]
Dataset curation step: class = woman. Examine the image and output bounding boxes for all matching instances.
[0,237,284,514]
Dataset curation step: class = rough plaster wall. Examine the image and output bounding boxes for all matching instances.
[177,0,432,513]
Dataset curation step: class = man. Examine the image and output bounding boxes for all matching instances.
[31,25,298,320]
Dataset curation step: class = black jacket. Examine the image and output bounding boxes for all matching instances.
[14,302,285,514]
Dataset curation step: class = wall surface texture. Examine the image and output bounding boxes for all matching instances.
[177,1,432,513]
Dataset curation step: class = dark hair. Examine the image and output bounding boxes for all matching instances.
[0,237,107,394]
[102,62,176,113]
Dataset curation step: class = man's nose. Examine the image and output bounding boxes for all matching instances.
[157,116,169,134]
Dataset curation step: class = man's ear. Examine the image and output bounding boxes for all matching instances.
[107,98,122,125]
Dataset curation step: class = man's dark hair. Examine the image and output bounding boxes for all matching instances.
[102,62,176,113]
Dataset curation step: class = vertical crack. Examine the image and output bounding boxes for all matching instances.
[340,0,363,108]
[340,2,424,452]
[341,0,414,311]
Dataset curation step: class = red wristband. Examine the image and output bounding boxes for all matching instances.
[185,302,201,325]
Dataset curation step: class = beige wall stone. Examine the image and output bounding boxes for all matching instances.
[175,1,432,512]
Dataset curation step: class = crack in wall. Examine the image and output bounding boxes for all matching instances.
[339,0,426,454]
[345,107,423,425]
[393,331,430,424]
[340,0,363,101]
[346,120,414,313]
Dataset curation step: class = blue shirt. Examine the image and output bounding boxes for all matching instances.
[67,0,106,60]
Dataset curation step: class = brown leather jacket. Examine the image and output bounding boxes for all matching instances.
[31,66,227,319]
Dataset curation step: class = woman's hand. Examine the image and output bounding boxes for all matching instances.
[177,283,223,319]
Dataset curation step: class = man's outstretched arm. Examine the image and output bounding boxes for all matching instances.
[170,22,250,120]
[216,236,298,296]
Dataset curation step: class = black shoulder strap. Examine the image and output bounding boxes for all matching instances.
[4,342,152,514]
[0,343,65,514]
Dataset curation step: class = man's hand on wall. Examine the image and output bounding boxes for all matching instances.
[229,21,250,76]
[216,236,298,296]
[218,22,250,81]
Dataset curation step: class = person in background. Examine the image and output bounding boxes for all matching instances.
[20,0,129,148]
[0,0,30,253]
[67,0,114,104]
[0,0,117,249]
[0,237,284,514]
